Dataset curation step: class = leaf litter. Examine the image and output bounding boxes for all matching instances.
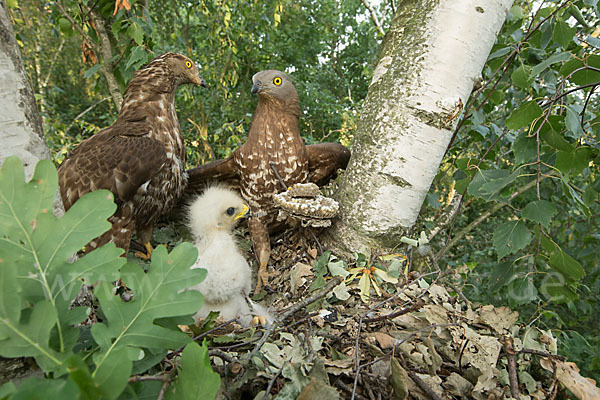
[148,220,593,400]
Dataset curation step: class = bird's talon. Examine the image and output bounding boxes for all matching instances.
[135,242,154,260]
[251,316,267,327]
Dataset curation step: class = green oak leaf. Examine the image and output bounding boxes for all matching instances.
[167,341,220,400]
[0,157,124,373]
[91,243,204,393]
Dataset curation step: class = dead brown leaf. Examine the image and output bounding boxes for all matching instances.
[113,0,131,16]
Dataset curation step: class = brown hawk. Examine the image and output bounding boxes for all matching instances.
[58,52,205,258]
[185,70,350,292]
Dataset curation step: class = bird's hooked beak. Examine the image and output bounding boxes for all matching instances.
[193,75,207,88]
[234,203,250,220]
[251,80,262,94]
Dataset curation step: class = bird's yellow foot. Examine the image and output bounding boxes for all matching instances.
[134,242,154,260]
[251,316,268,327]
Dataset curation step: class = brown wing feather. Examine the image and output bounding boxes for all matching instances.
[306,142,351,186]
[59,124,166,209]
[185,150,241,194]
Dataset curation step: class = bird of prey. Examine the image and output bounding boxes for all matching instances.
[186,186,272,327]
[185,70,350,292]
[58,52,205,258]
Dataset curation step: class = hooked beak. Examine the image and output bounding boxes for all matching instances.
[234,203,250,220]
[193,75,207,88]
[251,79,262,94]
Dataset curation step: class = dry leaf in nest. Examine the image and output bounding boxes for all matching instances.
[289,262,313,295]
[471,367,502,400]
[475,305,519,335]
[443,373,474,397]
[370,331,396,350]
[540,359,600,400]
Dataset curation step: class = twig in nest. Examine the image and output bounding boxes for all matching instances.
[351,271,441,400]
[251,276,343,355]
[518,348,566,361]
[128,374,168,383]
[157,377,171,400]
[336,380,369,400]
[192,318,237,341]
[263,362,284,400]
[406,369,443,400]
[307,227,324,255]
[458,338,469,374]
[362,298,424,323]
[359,374,377,400]
[170,318,238,358]
[503,335,521,399]
[208,349,234,363]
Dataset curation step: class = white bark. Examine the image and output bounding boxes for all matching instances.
[0,1,63,215]
[329,0,514,252]
[0,1,49,179]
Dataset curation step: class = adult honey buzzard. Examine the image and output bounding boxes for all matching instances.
[58,52,205,258]
[185,70,350,292]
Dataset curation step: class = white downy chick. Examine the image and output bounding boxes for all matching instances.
[187,186,273,327]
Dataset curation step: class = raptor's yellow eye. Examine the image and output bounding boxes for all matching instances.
[185,60,192,69]
[273,77,282,86]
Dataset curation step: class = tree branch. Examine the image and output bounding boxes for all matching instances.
[88,8,123,110]
[54,2,123,110]
[436,178,543,260]
[360,0,385,36]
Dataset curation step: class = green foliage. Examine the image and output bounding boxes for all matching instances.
[431,0,600,380]
[0,157,219,399]
[11,0,382,166]
[166,341,221,400]
[10,0,600,385]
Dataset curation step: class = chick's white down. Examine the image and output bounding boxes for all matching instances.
[187,186,272,327]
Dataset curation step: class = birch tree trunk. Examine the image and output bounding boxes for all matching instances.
[327,0,514,254]
[0,1,63,217]
[0,0,49,180]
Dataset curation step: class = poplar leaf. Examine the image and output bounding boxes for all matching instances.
[127,22,144,46]
[493,220,532,260]
[548,248,585,281]
[553,20,576,47]
[506,100,543,130]
[521,200,557,229]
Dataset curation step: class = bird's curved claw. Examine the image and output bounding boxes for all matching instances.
[134,242,154,260]
[251,315,268,327]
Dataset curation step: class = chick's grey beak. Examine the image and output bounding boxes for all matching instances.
[251,83,259,94]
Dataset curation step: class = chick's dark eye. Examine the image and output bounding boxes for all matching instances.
[226,207,235,216]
